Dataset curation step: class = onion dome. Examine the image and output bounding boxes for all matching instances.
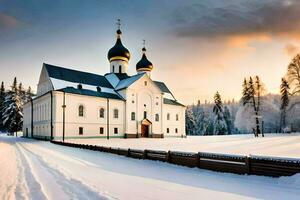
[107,29,130,62]
[136,47,153,72]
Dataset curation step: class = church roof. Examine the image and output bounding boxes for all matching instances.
[114,73,145,90]
[44,63,113,88]
[154,81,171,94]
[57,87,123,100]
[163,98,185,107]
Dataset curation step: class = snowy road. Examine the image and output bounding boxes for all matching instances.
[1,135,300,200]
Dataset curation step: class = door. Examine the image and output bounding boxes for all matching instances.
[141,124,149,137]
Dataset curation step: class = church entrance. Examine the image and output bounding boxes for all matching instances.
[141,124,149,137]
[141,119,152,138]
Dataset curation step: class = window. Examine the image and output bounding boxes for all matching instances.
[114,128,118,134]
[175,128,178,133]
[119,65,122,73]
[131,112,135,120]
[155,114,159,122]
[167,128,169,133]
[167,113,170,120]
[100,127,104,134]
[96,86,101,92]
[79,127,83,135]
[144,81,147,86]
[100,108,105,118]
[77,84,82,89]
[144,111,147,119]
[114,109,119,118]
[132,100,135,104]
[176,114,179,121]
[112,65,115,72]
[79,105,84,117]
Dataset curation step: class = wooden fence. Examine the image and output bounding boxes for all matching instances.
[50,141,300,177]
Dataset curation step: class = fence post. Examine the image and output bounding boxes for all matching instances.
[196,152,201,168]
[127,148,131,157]
[166,151,171,163]
[143,150,148,159]
[245,156,251,175]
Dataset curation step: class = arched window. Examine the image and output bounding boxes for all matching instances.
[131,112,135,121]
[167,113,170,120]
[176,114,179,121]
[155,114,159,122]
[167,128,169,133]
[119,65,122,73]
[175,128,178,133]
[100,108,105,118]
[112,65,115,72]
[79,105,84,117]
[114,109,119,118]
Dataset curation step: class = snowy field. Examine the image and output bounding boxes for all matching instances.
[68,133,300,158]
[1,135,300,200]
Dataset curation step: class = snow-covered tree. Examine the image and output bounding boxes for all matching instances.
[185,108,196,135]
[0,82,6,132]
[212,92,228,135]
[280,78,290,131]
[224,106,233,134]
[2,78,24,135]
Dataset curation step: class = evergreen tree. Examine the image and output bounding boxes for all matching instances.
[2,78,23,135]
[223,106,232,134]
[0,82,6,132]
[185,108,196,135]
[280,78,290,131]
[212,92,228,135]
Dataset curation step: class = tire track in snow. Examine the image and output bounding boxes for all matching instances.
[15,144,48,200]
[17,143,110,200]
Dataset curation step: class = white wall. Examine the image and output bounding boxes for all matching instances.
[163,104,186,137]
[53,91,125,139]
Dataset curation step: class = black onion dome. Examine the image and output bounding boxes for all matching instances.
[107,29,131,62]
[136,48,153,71]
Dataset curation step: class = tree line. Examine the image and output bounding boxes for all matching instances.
[186,54,300,136]
[0,78,34,135]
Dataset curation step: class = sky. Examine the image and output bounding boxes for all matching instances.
[0,0,300,104]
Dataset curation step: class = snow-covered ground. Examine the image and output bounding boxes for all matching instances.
[1,135,300,200]
[68,133,300,158]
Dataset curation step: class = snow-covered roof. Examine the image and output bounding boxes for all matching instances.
[114,73,145,91]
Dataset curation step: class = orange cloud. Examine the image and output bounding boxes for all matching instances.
[285,43,299,56]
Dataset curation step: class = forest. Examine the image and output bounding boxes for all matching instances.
[186,54,300,136]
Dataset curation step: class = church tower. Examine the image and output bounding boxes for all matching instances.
[136,41,153,77]
[107,20,130,74]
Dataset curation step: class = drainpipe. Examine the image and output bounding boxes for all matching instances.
[31,98,34,138]
[62,92,66,142]
[107,98,110,140]
[50,91,53,140]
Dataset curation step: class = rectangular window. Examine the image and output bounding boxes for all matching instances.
[167,128,169,133]
[114,128,118,134]
[114,109,119,118]
[175,128,178,133]
[131,112,135,121]
[176,114,179,121]
[100,127,104,134]
[79,127,83,135]
[144,111,147,119]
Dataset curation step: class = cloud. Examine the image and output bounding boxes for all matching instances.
[0,12,22,30]
[170,0,300,39]
[285,43,299,56]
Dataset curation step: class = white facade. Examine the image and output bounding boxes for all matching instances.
[23,29,186,140]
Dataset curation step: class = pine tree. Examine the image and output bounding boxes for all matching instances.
[0,82,6,132]
[280,78,289,132]
[2,78,23,136]
[185,108,196,135]
[223,106,232,134]
[241,76,265,137]
[25,86,34,102]
[212,92,228,135]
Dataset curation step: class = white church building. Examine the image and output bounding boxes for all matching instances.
[23,27,186,140]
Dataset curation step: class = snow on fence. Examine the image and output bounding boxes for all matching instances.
[50,141,300,177]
